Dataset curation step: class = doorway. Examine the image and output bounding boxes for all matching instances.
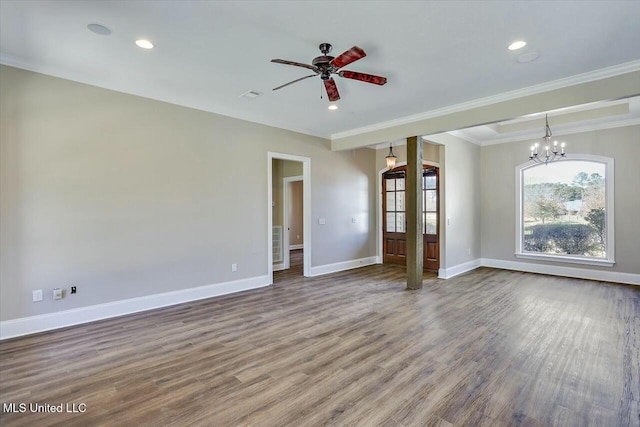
[382,164,440,271]
[267,152,311,283]
[283,175,303,270]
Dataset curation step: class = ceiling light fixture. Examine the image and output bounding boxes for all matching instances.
[87,23,111,36]
[508,40,527,51]
[135,39,154,49]
[328,104,338,110]
[529,114,566,165]
[240,90,262,99]
[385,143,397,169]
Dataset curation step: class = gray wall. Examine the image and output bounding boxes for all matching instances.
[272,159,302,228]
[480,125,640,274]
[0,65,377,321]
[426,133,482,270]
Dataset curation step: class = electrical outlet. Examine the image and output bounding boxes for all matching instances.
[231,263,238,272]
[70,286,77,294]
[53,288,62,300]
[32,290,43,302]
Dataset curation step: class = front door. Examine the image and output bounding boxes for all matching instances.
[382,165,439,271]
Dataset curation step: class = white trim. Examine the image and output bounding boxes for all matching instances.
[309,256,380,277]
[515,155,615,266]
[481,258,639,286]
[331,60,640,140]
[376,159,441,268]
[267,153,311,281]
[515,252,615,267]
[290,244,303,250]
[438,259,481,279]
[283,175,303,270]
[0,275,270,340]
[273,263,285,271]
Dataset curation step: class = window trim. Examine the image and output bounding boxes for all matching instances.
[515,154,615,267]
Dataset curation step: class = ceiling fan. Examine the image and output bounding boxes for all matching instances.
[271,43,387,102]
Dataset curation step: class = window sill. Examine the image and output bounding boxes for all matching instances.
[515,252,615,267]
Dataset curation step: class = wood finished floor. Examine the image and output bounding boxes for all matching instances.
[1,250,639,426]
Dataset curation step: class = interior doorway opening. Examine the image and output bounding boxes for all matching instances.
[267,153,311,284]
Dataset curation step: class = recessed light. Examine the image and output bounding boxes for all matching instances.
[328,104,338,110]
[135,39,154,49]
[87,23,111,36]
[508,40,527,51]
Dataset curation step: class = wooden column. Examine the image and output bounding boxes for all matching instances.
[406,136,423,290]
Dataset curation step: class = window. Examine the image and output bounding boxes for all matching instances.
[515,155,614,266]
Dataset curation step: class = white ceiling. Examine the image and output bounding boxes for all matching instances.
[1,1,640,140]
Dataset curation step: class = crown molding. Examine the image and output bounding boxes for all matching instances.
[477,118,640,146]
[330,60,640,141]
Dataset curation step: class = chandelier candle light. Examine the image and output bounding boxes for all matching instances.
[529,114,566,164]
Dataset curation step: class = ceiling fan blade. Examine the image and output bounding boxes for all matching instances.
[324,78,340,101]
[273,74,317,91]
[339,70,387,85]
[271,59,318,72]
[330,46,366,69]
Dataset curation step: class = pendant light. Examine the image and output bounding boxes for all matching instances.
[385,143,397,169]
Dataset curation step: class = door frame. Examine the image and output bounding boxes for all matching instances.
[268,152,311,282]
[377,160,441,267]
[283,175,303,270]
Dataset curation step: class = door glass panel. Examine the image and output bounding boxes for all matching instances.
[396,213,405,232]
[386,178,395,191]
[386,192,396,212]
[425,190,437,211]
[386,213,396,232]
[424,173,436,189]
[425,213,437,234]
[396,191,405,211]
[396,177,405,190]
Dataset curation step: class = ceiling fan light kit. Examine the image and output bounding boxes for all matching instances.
[271,43,387,103]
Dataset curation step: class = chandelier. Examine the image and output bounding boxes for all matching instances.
[529,114,566,164]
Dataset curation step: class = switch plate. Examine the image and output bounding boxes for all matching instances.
[53,288,62,300]
[231,263,238,272]
[32,290,43,302]
[319,218,326,225]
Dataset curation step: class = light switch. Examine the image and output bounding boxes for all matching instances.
[319,218,326,225]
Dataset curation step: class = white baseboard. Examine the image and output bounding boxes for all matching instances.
[289,244,303,250]
[438,259,481,279]
[309,256,380,277]
[481,258,640,285]
[0,275,271,340]
[435,257,639,285]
